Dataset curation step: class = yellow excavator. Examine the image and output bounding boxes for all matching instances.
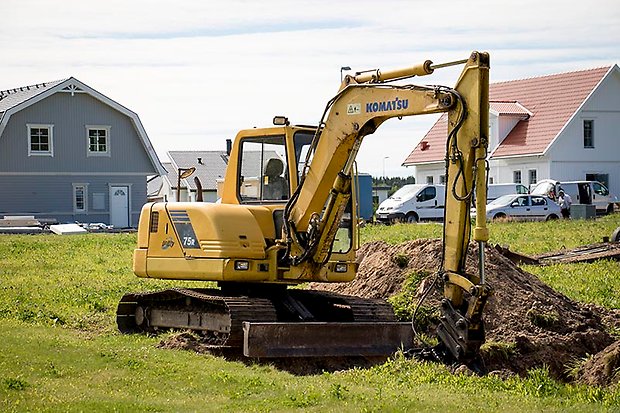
[117,51,491,363]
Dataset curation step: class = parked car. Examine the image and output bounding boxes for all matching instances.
[486,183,529,201]
[531,179,617,215]
[479,194,561,221]
[375,184,445,224]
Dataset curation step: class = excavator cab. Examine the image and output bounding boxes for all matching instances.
[221,122,358,276]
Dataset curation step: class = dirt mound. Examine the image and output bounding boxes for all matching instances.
[311,239,618,381]
[577,340,620,387]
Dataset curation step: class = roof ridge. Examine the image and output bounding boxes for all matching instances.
[0,79,66,96]
[492,66,611,86]
[0,79,67,101]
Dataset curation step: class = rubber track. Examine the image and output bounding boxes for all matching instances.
[117,288,396,349]
[117,288,278,346]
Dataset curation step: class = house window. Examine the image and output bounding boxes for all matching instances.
[586,173,609,188]
[73,184,88,213]
[439,175,446,184]
[528,169,537,186]
[27,124,54,156]
[513,170,522,184]
[426,176,434,184]
[583,120,594,148]
[87,126,110,156]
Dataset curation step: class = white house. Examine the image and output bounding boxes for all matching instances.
[403,65,620,198]
[148,151,230,202]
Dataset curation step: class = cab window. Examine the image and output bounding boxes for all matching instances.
[293,130,316,182]
[593,182,609,196]
[238,135,289,202]
[416,187,436,202]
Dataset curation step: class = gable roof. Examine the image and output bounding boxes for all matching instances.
[0,80,65,115]
[168,151,229,191]
[0,77,166,175]
[403,66,614,165]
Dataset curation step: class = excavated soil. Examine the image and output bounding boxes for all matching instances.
[311,239,620,383]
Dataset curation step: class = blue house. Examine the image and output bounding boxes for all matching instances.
[0,77,165,227]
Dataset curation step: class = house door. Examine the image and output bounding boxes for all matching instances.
[110,185,129,227]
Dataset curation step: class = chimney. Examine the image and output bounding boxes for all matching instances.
[226,139,232,155]
[197,157,203,165]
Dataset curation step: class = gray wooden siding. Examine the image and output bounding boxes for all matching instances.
[0,92,155,173]
[0,175,147,226]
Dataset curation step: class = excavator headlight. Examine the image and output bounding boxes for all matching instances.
[234,260,250,271]
[334,263,348,273]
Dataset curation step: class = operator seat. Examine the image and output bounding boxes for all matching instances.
[263,158,288,200]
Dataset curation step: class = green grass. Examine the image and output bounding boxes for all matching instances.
[0,233,198,333]
[1,319,618,412]
[1,214,620,411]
[362,214,620,254]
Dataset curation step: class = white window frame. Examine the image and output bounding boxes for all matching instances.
[27,124,54,157]
[513,170,522,184]
[426,176,434,184]
[73,183,88,213]
[86,125,111,157]
[528,169,538,186]
[583,119,594,149]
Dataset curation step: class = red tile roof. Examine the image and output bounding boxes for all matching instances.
[403,66,611,165]
[489,101,531,117]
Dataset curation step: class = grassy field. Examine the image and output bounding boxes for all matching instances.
[1,214,620,412]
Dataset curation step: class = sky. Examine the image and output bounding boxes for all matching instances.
[1,0,619,177]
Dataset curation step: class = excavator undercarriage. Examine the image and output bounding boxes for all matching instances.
[117,285,413,357]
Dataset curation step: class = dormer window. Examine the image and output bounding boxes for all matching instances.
[87,126,111,156]
[27,124,54,156]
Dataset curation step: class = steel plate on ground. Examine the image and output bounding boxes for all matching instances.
[243,322,414,357]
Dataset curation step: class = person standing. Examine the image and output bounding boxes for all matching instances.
[558,189,572,219]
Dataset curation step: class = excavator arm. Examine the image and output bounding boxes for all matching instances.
[284,51,491,361]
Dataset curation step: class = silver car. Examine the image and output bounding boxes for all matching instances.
[483,194,561,221]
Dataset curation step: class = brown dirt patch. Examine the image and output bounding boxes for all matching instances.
[311,239,620,382]
[577,340,620,387]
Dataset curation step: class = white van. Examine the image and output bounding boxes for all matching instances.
[487,183,529,201]
[531,179,617,214]
[375,184,445,224]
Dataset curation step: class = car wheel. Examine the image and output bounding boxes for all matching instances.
[492,213,507,221]
[612,227,620,243]
[546,214,559,221]
[607,204,615,215]
[406,213,418,224]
